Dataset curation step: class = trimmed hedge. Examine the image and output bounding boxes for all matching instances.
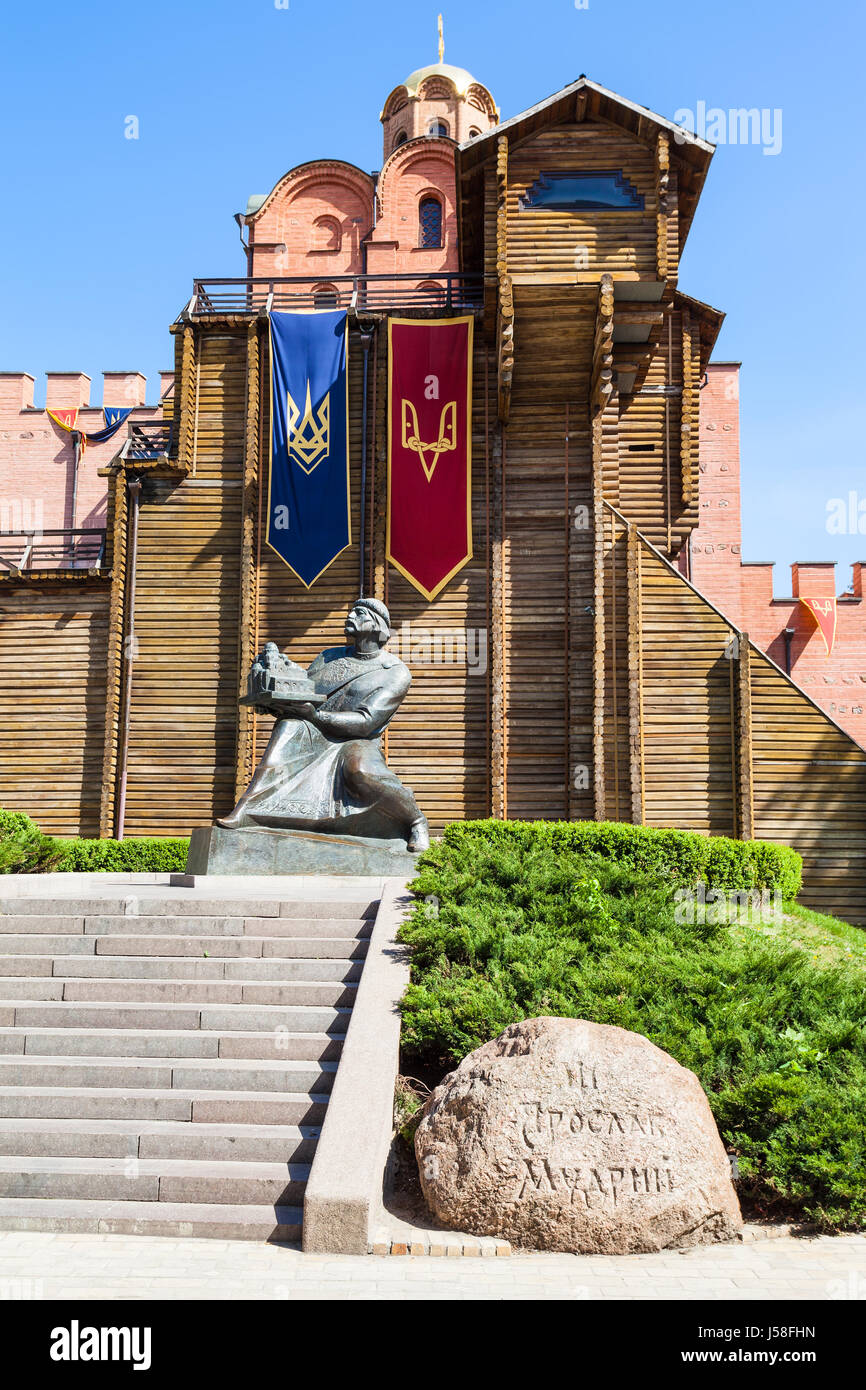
[439,819,802,900]
[56,837,190,874]
[0,810,190,874]
[399,833,865,1230]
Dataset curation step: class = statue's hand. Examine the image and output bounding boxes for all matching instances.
[291,702,319,721]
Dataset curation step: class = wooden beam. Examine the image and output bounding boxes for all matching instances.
[627,525,645,825]
[177,324,196,474]
[496,135,513,422]
[98,469,128,838]
[234,320,261,801]
[656,132,671,283]
[490,426,507,818]
[591,273,615,417]
[680,307,695,505]
[592,414,606,819]
[737,634,755,839]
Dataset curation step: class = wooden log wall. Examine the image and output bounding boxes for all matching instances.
[599,502,866,922]
[615,306,700,555]
[119,329,245,835]
[506,125,659,282]
[0,580,110,836]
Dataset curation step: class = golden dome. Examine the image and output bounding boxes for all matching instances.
[402,62,477,96]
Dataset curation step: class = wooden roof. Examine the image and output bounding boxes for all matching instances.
[457,76,715,272]
[675,290,726,372]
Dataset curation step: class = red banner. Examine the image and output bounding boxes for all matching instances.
[800,595,837,655]
[387,316,473,601]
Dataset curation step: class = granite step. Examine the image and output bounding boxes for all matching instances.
[92,934,369,960]
[0,896,376,919]
[0,1027,344,1061]
[0,915,373,939]
[0,1055,338,1094]
[33,954,363,983]
[0,1118,320,1162]
[0,1154,310,1205]
[0,977,357,1006]
[0,1196,303,1241]
[0,882,382,1242]
[0,1086,331,1124]
[4,1001,350,1033]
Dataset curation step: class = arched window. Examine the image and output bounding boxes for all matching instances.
[313,284,339,309]
[468,127,481,140]
[312,215,341,252]
[419,196,443,249]
[428,119,449,138]
[393,130,408,150]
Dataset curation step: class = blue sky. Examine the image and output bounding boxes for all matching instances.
[2,0,864,585]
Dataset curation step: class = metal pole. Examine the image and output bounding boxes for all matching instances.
[115,475,142,841]
[70,431,81,563]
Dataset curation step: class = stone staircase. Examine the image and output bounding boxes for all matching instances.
[0,882,379,1240]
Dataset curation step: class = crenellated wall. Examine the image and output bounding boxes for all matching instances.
[683,363,866,747]
[0,371,171,543]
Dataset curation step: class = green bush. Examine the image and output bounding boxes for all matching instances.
[56,837,190,873]
[398,833,865,1230]
[0,810,66,874]
[439,819,802,899]
[0,809,190,875]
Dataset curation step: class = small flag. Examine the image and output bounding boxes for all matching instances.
[47,407,79,433]
[800,596,838,655]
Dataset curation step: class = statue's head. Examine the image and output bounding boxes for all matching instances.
[346,597,390,649]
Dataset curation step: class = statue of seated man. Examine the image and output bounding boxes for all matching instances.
[218,597,430,852]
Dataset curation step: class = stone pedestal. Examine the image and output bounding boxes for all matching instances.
[186,824,420,877]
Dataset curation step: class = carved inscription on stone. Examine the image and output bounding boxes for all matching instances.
[415,1018,742,1254]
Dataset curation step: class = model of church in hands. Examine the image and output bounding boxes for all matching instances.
[241,641,323,709]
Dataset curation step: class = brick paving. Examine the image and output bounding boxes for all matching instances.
[0,1230,864,1300]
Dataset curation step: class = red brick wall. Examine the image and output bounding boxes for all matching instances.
[0,372,165,546]
[248,164,374,282]
[684,363,866,747]
[367,141,458,277]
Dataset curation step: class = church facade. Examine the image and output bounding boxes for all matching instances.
[1,51,865,921]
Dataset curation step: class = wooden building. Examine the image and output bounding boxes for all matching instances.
[2,70,865,922]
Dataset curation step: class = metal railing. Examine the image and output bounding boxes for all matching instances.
[186,272,484,317]
[123,421,173,460]
[0,528,107,573]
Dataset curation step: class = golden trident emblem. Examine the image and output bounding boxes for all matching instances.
[401,399,457,481]
[286,380,330,473]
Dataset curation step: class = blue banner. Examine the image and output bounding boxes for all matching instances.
[267,310,351,586]
[85,406,132,446]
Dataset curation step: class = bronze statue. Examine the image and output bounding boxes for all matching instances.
[218,598,430,852]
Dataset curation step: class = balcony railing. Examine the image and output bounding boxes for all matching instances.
[123,421,173,461]
[185,272,484,317]
[0,528,107,574]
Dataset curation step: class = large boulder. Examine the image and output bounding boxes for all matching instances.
[415,1017,742,1253]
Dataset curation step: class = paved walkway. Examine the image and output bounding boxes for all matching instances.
[1,1230,864,1300]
